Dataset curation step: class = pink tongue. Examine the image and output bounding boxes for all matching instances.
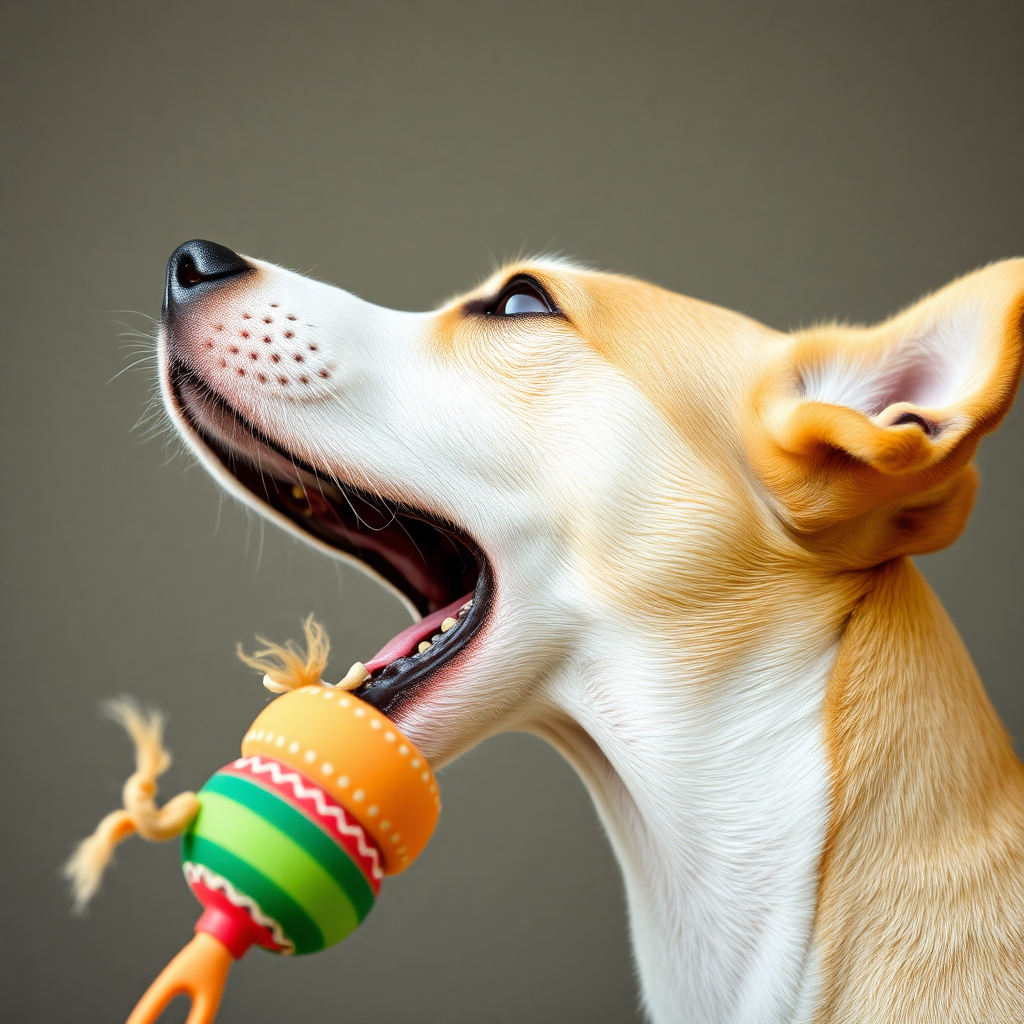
[364,591,475,674]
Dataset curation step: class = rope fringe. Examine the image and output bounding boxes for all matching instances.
[237,615,330,692]
[64,699,199,913]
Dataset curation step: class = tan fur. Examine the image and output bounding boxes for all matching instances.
[814,561,1024,1022]
[749,265,1023,555]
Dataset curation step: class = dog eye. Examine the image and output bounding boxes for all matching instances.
[499,289,548,315]
[490,279,554,316]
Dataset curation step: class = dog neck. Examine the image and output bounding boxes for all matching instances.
[532,557,1024,1024]
[534,575,843,1023]
[810,558,1024,1023]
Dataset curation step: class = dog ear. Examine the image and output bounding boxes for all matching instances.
[745,259,1024,564]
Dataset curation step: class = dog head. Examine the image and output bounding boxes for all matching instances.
[160,241,1024,764]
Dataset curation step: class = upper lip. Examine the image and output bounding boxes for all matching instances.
[164,358,492,718]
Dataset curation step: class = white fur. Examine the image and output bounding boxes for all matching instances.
[535,625,835,1023]
[801,303,983,416]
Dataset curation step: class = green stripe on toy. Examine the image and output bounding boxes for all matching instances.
[201,771,376,921]
[187,791,361,948]
[181,835,325,955]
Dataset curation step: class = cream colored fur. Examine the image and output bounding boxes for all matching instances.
[161,254,1024,1023]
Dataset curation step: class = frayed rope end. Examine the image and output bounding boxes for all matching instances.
[237,615,331,692]
[65,698,198,913]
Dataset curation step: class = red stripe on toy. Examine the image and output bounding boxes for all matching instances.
[189,875,288,955]
[219,756,383,891]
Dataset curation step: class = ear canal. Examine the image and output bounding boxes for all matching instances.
[746,259,1024,559]
[887,411,936,434]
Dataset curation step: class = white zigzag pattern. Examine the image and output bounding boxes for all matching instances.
[233,756,384,881]
[183,861,294,954]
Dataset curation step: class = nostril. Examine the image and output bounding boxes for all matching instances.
[177,256,204,288]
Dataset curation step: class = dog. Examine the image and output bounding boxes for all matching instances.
[159,240,1024,1023]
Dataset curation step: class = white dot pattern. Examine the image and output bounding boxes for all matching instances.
[244,686,442,863]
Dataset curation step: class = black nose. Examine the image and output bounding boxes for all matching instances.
[164,239,251,314]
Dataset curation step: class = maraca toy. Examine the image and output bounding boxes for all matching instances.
[66,618,440,1024]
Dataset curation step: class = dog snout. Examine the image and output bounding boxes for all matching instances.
[161,243,339,410]
[163,239,251,315]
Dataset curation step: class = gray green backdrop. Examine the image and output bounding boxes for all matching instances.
[2,2,1022,1022]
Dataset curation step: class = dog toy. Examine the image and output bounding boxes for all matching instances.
[66,619,440,1024]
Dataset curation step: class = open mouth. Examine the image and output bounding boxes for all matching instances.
[167,363,492,719]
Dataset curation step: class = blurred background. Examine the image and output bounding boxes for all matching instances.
[1,2,1022,1021]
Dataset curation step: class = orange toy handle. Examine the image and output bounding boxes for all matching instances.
[126,932,234,1024]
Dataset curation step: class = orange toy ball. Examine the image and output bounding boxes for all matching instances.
[241,686,440,873]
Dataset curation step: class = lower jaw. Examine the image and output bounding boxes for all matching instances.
[355,558,493,719]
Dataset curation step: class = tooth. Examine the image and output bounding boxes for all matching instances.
[418,641,432,654]
[337,662,369,691]
[441,617,457,632]
[291,484,304,499]
[263,674,290,694]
